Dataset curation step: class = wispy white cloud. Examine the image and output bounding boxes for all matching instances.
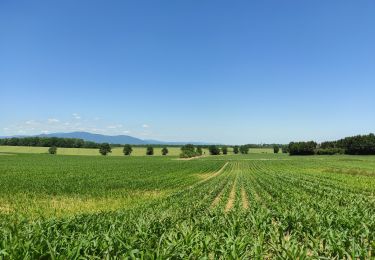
[48,118,60,123]
[72,113,81,120]
[142,124,150,128]
[25,120,37,125]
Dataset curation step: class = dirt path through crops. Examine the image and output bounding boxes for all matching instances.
[225,178,237,212]
[198,162,228,184]
[188,162,229,195]
[175,155,208,161]
[241,187,249,210]
[211,187,225,208]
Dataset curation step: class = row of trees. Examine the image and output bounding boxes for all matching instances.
[0,137,100,148]
[100,144,169,156]
[47,144,170,156]
[208,145,250,155]
[178,144,254,157]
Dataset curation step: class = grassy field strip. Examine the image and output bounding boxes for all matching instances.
[174,155,208,161]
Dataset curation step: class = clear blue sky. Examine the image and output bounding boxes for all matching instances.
[1,1,374,144]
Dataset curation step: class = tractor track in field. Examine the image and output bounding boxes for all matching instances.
[197,162,229,184]
[174,155,208,161]
[241,187,249,210]
[211,188,225,208]
[187,162,229,192]
[225,178,237,212]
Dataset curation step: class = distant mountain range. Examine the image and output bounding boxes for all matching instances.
[1,131,213,145]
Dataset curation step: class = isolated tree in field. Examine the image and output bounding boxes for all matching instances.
[208,145,220,155]
[273,145,279,154]
[180,144,198,158]
[161,147,168,156]
[123,144,133,156]
[146,146,154,155]
[222,146,228,155]
[196,146,203,155]
[181,144,195,153]
[99,143,112,156]
[239,145,249,154]
[233,146,239,154]
[48,146,57,155]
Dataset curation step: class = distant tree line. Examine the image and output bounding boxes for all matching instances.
[0,137,100,148]
[288,133,375,156]
[288,141,317,155]
[322,133,375,155]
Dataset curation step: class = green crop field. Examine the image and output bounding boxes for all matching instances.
[1,152,375,258]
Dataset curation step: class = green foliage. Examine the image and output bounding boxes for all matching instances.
[196,146,203,155]
[273,145,279,154]
[123,144,133,155]
[221,146,228,155]
[233,146,239,154]
[281,145,289,153]
[0,136,99,148]
[99,143,112,156]
[48,146,57,155]
[288,141,317,155]
[316,148,345,155]
[146,146,154,156]
[161,147,168,156]
[300,133,375,155]
[336,133,375,155]
[180,144,200,158]
[208,145,220,155]
[239,145,249,154]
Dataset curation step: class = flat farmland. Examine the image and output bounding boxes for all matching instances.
[0,146,184,156]
[0,146,274,156]
[1,153,375,258]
